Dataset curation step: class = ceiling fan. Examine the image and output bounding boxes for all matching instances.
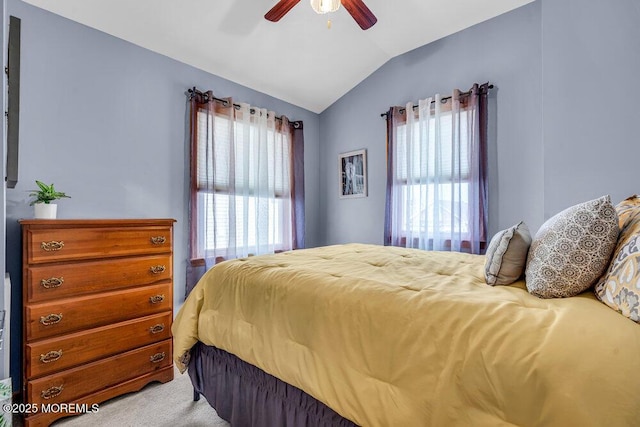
[265,0,377,30]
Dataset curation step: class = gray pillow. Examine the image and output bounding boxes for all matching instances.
[525,195,618,298]
[485,222,532,285]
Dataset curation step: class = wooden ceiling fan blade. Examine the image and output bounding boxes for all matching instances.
[265,0,301,22]
[341,0,377,30]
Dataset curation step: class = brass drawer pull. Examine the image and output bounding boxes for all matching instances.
[149,324,165,334]
[41,385,64,400]
[149,265,166,274]
[150,352,166,363]
[149,294,165,304]
[41,277,64,289]
[41,241,64,252]
[40,313,63,326]
[150,236,166,245]
[40,350,63,364]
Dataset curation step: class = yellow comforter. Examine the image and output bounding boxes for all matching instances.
[173,244,640,426]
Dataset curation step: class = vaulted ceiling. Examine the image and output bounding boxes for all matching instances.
[23,0,534,113]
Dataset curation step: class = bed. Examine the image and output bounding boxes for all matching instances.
[173,237,640,426]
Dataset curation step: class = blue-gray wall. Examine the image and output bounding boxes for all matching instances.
[541,0,640,217]
[319,2,544,245]
[3,0,321,387]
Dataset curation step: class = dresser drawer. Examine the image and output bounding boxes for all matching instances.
[24,226,172,264]
[26,254,172,303]
[27,339,172,406]
[26,282,172,340]
[26,311,172,379]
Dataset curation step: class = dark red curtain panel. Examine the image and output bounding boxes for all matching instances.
[291,121,305,250]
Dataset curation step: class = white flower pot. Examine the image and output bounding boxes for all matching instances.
[34,203,57,219]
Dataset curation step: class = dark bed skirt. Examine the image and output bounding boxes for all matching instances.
[188,342,358,427]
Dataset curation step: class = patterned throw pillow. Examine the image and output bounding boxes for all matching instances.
[594,197,640,323]
[485,222,532,285]
[525,196,618,298]
[615,195,640,229]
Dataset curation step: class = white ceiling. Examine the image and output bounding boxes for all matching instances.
[23,0,534,113]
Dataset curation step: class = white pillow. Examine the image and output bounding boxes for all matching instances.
[485,222,531,286]
[525,196,618,298]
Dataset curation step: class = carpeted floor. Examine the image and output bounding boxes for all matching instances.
[14,367,230,427]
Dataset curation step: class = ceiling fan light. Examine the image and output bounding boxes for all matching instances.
[310,0,340,15]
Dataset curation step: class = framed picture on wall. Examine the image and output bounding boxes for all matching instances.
[339,149,367,198]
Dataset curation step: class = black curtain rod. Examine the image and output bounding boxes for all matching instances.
[188,87,301,128]
[379,83,493,118]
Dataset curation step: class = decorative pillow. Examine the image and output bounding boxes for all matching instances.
[594,198,640,323]
[485,222,532,286]
[615,194,640,229]
[525,195,618,298]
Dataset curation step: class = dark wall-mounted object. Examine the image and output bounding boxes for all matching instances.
[6,15,21,189]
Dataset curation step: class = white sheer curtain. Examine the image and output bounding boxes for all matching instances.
[385,85,487,254]
[196,100,293,268]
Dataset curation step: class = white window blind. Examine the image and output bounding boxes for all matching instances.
[395,111,470,182]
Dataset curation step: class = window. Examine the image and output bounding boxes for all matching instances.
[190,99,295,264]
[385,85,488,254]
[395,110,471,236]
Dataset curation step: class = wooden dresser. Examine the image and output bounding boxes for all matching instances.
[20,219,175,426]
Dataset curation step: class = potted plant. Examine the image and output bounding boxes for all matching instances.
[29,180,70,219]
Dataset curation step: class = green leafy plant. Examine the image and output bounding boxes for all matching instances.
[29,180,71,205]
[0,379,10,400]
